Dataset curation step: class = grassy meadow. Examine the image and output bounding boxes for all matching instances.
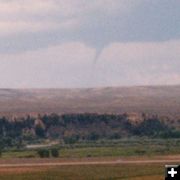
[2,138,180,158]
[0,138,179,179]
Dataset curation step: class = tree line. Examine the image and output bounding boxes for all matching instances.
[0,113,179,149]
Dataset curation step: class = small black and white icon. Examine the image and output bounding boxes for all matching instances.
[165,165,180,180]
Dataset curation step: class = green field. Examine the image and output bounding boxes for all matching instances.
[2,138,180,158]
[0,138,179,180]
[0,164,165,180]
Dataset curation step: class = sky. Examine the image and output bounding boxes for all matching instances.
[0,0,180,88]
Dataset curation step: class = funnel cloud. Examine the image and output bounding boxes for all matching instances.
[0,0,179,88]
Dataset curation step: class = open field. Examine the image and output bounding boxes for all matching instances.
[0,155,179,179]
[0,164,164,180]
[0,158,178,180]
[2,138,180,159]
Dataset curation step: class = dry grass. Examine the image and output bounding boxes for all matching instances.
[129,175,163,180]
[0,167,47,174]
[0,163,165,180]
[1,85,180,118]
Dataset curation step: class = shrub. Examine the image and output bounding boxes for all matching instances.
[64,136,78,144]
[37,149,50,158]
[51,148,59,157]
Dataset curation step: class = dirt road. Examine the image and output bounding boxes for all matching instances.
[0,159,179,168]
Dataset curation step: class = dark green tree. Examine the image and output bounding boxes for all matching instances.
[37,149,50,158]
[51,148,59,157]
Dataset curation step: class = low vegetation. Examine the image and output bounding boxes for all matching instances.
[37,148,59,158]
[1,138,180,159]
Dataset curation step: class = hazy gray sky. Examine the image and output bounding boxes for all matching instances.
[0,0,180,88]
